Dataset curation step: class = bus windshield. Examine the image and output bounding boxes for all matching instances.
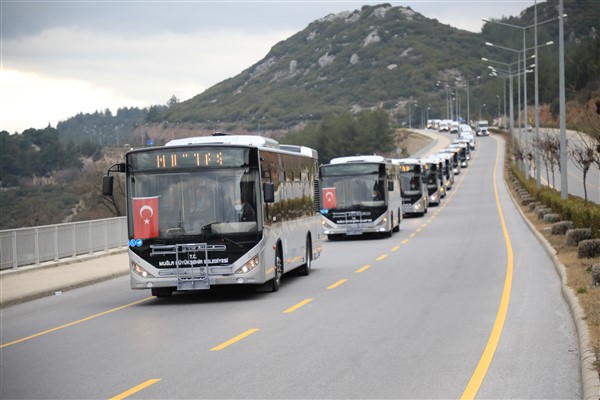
[321,173,386,209]
[426,170,439,188]
[400,172,422,196]
[127,168,260,238]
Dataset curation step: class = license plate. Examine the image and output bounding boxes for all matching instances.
[346,229,363,236]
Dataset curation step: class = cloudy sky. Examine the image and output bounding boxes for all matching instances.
[0,0,538,133]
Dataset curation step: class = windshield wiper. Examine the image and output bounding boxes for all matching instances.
[165,227,186,237]
[201,222,218,234]
[220,236,244,248]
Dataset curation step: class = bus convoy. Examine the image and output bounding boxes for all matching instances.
[102,133,473,297]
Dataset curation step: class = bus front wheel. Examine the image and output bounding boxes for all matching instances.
[297,239,312,276]
[269,249,283,292]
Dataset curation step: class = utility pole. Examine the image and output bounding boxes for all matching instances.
[559,0,568,199]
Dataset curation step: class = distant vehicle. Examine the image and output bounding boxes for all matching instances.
[319,155,403,239]
[475,120,489,136]
[460,133,476,150]
[101,134,322,297]
[449,142,469,168]
[435,152,455,191]
[427,119,441,130]
[438,121,450,132]
[420,156,444,206]
[526,125,533,132]
[449,122,459,134]
[458,125,476,149]
[438,147,461,175]
[394,158,428,217]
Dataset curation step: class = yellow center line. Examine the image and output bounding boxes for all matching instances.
[421,223,428,228]
[409,233,416,238]
[283,298,313,313]
[416,228,422,232]
[0,297,154,349]
[210,328,259,351]
[461,136,514,400]
[375,254,388,261]
[390,246,400,252]
[355,264,371,273]
[327,279,347,289]
[109,379,161,400]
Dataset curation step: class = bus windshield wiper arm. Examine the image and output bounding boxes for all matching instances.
[201,222,217,233]
[221,236,244,248]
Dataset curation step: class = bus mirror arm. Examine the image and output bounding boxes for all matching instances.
[102,163,126,196]
[263,182,275,203]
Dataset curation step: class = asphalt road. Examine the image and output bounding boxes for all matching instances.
[0,134,581,399]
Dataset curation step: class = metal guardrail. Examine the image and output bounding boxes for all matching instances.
[0,217,127,270]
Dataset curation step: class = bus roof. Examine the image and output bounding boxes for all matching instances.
[330,155,387,164]
[166,134,279,149]
[164,134,317,158]
[392,158,424,166]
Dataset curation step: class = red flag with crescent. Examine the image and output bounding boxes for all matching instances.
[133,196,159,238]
[322,187,337,209]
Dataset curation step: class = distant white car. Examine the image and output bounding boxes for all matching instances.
[449,122,459,134]
[475,120,489,136]
[458,125,476,150]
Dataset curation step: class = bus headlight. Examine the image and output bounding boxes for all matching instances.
[131,261,154,278]
[235,256,259,274]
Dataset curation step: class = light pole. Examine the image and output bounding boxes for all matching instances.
[408,100,418,129]
[496,94,501,128]
[479,103,486,121]
[558,0,568,199]
[486,58,532,167]
[485,40,553,176]
[483,12,564,184]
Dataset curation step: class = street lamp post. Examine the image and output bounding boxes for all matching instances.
[485,40,553,176]
[558,0,568,199]
[483,13,564,184]
[486,58,533,169]
[496,94,501,128]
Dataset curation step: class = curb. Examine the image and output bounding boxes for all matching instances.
[503,169,600,400]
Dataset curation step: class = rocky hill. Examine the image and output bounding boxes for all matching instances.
[133,0,598,143]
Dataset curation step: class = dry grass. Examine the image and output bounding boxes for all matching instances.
[506,175,600,371]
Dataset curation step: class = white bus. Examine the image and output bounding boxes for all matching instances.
[394,158,429,217]
[420,156,444,206]
[319,155,402,239]
[102,134,322,297]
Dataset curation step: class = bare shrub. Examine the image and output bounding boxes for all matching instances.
[552,221,574,235]
[592,264,600,286]
[566,228,593,247]
[578,239,600,259]
[543,213,561,224]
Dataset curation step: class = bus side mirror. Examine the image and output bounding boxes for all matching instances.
[387,181,394,191]
[102,175,114,196]
[263,182,275,203]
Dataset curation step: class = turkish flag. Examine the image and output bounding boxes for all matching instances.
[133,196,159,239]
[322,187,337,209]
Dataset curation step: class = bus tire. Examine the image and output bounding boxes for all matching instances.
[269,248,283,292]
[297,238,312,276]
[151,288,173,298]
[393,210,400,232]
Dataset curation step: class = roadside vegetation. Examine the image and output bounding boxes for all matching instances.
[500,117,600,375]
